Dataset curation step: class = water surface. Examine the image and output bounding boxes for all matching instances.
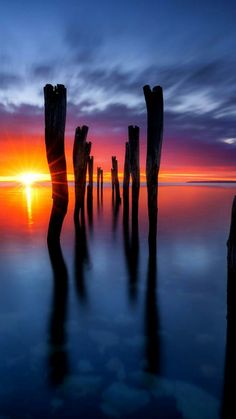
[0,183,233,418]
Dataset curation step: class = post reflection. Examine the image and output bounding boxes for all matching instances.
[47,241,69,386]
[74,212,90,302]
[221,197,236,418]
[123,201,139,302]
[112,195,120,233]
[144,234,160,375]
[87,185,93,230]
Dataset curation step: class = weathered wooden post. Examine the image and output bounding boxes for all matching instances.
[44,84,68,243]
[112,156,121,204]
[97,167,104,208]
[111,168,115,201]
[129,125,140,226]
[222,196,236,418]
[123,142,130,221]
[100,169,104,205]
[143,85,163,247]
[73,125,91,223]
[97,167,100,190]
[87,156,93,227]
[87,156,93,193]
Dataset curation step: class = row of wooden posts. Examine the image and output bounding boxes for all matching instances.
[44,84,163,245]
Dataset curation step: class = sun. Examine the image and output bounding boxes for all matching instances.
[18,172,42,186]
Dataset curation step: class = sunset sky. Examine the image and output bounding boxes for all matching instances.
[0,0,236,182]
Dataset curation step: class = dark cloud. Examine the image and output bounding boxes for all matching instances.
[0,72,22,90]
[32,64,55,79]
[0,103,43,136]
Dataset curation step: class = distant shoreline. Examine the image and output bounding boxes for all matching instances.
[187,180,236,184]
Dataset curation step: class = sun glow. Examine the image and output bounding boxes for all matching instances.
[17,172,49,186]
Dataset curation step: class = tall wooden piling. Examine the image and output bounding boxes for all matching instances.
[123,142,130,220]
[73,125,91,223]
[143,85,163,245]
[97,167,103,207]
[87,156,94,192]
[112,156,121,204]
[129,125,140,225]
[97,167,100,190]
[44,84,68,243]
[87,156,93,227]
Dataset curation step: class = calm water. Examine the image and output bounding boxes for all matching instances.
[0,183,234,418]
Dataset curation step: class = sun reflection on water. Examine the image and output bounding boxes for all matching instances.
[24,185,33,225]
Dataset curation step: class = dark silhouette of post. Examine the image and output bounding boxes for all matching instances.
[87,156,93,227]
[97,166,100,190]
[145,239,160,374]
[222,196,236,418]
[73,125,91,224]
[111,168,115,201]
[123,207,139,302]
[97,167,103,207]
[123,126,140,254]
[74,212,89,302]
[87,156,94,195]
[143,85,163,246]
[44,84,68,243]
[129,125,140,226]
[227,196,236,271]
[123,142,130,219]
[112,156,121,204]
[47,241,69,386]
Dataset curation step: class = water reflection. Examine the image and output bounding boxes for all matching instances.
[47,241,69,386]
[221,200,236,418]
[123,205,139,302]
[74,213,90,302]
[0,184,231,418]
[87,186,93,230]
[221,260,236,418]
[97,182,103,215]
[145,219,160,374]
[112,195,120,233]
[25,185,33,225]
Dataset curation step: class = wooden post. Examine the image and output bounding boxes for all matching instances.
[112,156,121,204]
[111,168,114,204]
[73,125,91,223]
[44,84,68,243]
[143,85,163,246]
[123,142,130,222]
[87,156,93,227]
[87,156,93,191]
[129,125,140,226]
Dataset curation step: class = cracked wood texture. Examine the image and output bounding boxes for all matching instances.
[44,84,68,242]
